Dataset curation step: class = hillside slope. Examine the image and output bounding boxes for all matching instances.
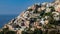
[0,0,60,34]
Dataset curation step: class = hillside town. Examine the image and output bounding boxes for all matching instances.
[0,0,60,34]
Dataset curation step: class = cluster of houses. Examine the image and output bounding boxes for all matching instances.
[2,0,60,34]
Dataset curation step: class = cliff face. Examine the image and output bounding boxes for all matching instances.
[1,0,60,34]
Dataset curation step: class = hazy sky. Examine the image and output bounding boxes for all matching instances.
[0,0,54,15]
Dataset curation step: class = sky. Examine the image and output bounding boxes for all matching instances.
[0,0,54,15]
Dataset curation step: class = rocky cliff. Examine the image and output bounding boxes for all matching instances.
[0,0,60,34]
